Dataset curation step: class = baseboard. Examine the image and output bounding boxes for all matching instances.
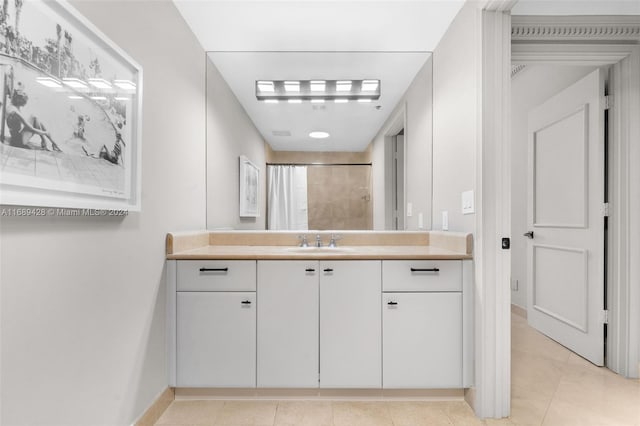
[133,387,175,426]
[511,304,527,319]
[174,387,464,401]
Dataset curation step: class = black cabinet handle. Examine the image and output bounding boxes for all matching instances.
[323,268,334,272]
[410,267,440,272]
[387,301,398,306]
[305,268,316,272]
[199,267,229,272]
[241,300,252,305]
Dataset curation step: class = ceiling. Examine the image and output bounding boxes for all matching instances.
[208,51,431,151]
[173,1,463,152]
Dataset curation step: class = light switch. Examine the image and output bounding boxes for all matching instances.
[442,211,448,231]
[418,213,424,229]
[407,202,413,217]
[462,190,475,215]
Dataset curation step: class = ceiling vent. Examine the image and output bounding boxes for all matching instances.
[272,130,291,137]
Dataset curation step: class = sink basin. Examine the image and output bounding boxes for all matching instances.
[285,246,356,253]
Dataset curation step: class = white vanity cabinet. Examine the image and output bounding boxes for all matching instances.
[319,260,381,388]
[257,261,319,388]
[382,260,468,389]
[171,260,257,387]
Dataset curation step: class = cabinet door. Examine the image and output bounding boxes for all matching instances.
[177,292,256,387]
[257,261,319,388]
[320,260,381,388]
[383,292,462,388]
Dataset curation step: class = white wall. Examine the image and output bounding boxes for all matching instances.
[510,64,598,309]
[0,1,206,424]
[431,3,477,234]
[371,57,433,230]
[206,59,266,230]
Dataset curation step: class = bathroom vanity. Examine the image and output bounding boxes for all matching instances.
[166,231,473,394]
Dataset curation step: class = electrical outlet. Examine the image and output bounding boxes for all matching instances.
[407,202,413,217]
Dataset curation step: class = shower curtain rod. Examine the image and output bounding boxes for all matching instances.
[266,162,372,167]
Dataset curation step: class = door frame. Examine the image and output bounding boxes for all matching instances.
[511,15,640,380]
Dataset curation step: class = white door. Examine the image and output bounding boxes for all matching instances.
[257,261,319,387]
[526,68,606,366]
[319,260,381,388]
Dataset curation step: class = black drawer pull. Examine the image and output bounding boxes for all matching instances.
[199,267,229,272]
[387,301,398,306]
[410,267,440,272]
[241,300,252,305]
[323,268,334,272]
[305,268,316,272]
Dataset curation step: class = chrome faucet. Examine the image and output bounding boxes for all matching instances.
[298,235,309,247]
[315,234,323,248]
[328,234,342,248]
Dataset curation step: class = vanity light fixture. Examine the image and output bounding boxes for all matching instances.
[288,99,302,104]
[114,96,130,101]
[90,96,107,100]
[357,99,373,103]
[36,77,62,88]
[257,81,275,92]
[310,80,326,92]
[113,79,137,90]
[284,81,300,92]
[87,78,112,89]
[68,95,83,100]
[255,79,380,102]
[62,78,88,89]
[361,80,379,92]
[264,99,279,104]
[334,99,349,103]
[311,99,325,103]
[336,80,352,92]
[309,131,330,139]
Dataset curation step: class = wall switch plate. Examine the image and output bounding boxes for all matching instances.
[462,190,475,215]
[511,279,519,291]
[442,211,448,231]
[418,213,424,229]
[407,202,413,217]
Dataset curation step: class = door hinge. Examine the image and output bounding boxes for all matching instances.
[602,310,609,324]
[603,202,610,217]
[604,95,612,110]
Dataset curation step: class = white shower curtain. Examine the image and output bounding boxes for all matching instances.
[267,165,309,230]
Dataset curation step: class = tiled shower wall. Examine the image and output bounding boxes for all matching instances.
[307,165,372,230]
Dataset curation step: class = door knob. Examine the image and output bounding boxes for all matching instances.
[523,231,534,239]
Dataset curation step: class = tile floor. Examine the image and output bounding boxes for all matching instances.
[155,312,640,425]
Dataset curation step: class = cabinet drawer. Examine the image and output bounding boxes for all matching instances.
[382,260,461,292]
[177,260,256,291]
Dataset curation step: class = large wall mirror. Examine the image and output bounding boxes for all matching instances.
[205,51,433,231]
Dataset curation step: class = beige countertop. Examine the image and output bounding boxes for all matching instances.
[166,231,473,260]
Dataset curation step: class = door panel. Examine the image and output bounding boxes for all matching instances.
[527,68,605,366]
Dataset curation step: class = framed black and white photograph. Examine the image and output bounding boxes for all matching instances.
[239,155,259,217]
[0,0,142,210]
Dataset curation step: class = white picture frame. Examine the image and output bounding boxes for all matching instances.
[239,155,259,217]
[0,0,142,211]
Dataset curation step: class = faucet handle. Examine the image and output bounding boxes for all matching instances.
[297,235,309,247]
[328,234,342,248]
[315,234,323,247]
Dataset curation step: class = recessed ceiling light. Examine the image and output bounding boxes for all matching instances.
[284,81,300,92]
[311,99,325,103]
[357,99,372,103]
[36,77,62,88]
[257,81,274,92]
[309,131,330,139]
[310,80,326,92]
[264,99,279,104]
[361,80,379,91]
[334,99,349,103]
[336,80,352,92]
[288,99,302,104]
[88,78,112,89]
